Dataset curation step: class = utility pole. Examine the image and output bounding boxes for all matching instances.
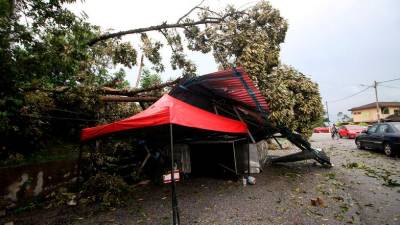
[325,101,332,133]
[134,54,144,88]
[374,80,381,123]
[325,101,330,125]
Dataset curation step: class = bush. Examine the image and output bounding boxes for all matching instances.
[80,172,133,208]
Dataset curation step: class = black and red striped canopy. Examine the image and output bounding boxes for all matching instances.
[170,67,268,114]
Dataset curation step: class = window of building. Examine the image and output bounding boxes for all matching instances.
[394,109,399,115]
[381,107,389,114]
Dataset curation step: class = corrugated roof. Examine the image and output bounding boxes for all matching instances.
[384,114,400,122]
[349,102,400,111]
[170,67,269,113]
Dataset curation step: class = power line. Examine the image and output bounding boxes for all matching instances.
[380,85,400,89]
[328,86,371,103]
[378,77,400,84]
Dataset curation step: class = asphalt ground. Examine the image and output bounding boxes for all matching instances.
[2,133,399,225]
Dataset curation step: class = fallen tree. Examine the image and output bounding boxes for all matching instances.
[100,78,180,97]
[86,1,324,137]
[99,96,159,102]
[1,0,324,159]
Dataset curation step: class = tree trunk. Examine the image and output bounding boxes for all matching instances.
[101,78,180,96]
[99,96,159,102]
[88,19,221,46]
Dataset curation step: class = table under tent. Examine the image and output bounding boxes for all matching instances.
[79,67,331,225]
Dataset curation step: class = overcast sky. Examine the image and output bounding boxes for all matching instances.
[69,0,400,122]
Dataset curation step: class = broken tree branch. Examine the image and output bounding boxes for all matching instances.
[177,0,205,23]
[23,78,180,98]
[88,19,221,46]
[99,96,159,102]
[101,77,181,96]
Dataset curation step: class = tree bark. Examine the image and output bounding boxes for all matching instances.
[101,78,181,96]
[99,96,159,102]
[24,78,180,97]
[88,19,220,46]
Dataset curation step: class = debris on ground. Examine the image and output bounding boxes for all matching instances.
[310,197,324,207]
[80,172,133,208]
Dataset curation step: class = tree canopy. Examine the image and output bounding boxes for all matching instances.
[0,0,138,155]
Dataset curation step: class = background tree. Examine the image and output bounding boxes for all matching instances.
[140,69,162,89]
[0,0,138,157]
[337,112,352,123]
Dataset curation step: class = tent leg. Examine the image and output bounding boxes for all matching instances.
[247,143,250,177]
[232,142,238,176]
[233,107,256,144]
[170,124,180,225]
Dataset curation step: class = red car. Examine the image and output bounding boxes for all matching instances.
[338,125,366,139]
[313,127,330,133]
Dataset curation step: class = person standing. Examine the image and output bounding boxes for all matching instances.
[331,124,339,140]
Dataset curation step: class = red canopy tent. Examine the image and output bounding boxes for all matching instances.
[81,94,248,141]
[80,94,248,225]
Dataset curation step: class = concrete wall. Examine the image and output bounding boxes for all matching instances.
[351,106,400,123]
[0,160,77,209]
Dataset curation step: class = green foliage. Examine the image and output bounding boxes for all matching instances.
[336,122,368,127]
[185,1,287,75]
[140,68,162,89]
[0,0,325,158]
[0,143,78,167]
[81,172,133,208]
[183,1,323,136]
[161,28,196,77]
[0,0,138,157]
[312,116,328,129]
[264,65,324,137]
[141,33,164,72]
[45,173,133,209]
[337,112,352,123]
[88,138,143,182]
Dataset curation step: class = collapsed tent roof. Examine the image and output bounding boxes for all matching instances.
[80,67,330,165]
[169,67,331,166]
[81,94,248,141]
[170,67,273,141]
[170,67,268,115]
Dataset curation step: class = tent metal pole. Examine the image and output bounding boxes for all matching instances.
[170,124,180,225]
[233,107,256,144]
[232,142,238,176]
[213,103,219,115]
[247,142,251,177]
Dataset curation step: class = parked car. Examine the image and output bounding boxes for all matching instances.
[313,127,330,133]
[338,125,366,139]
[355,122,400,156]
